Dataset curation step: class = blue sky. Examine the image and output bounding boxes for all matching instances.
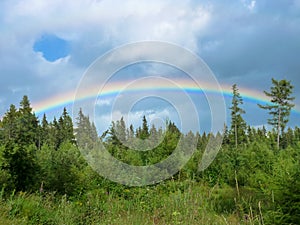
[0,0,300,134]
[33,34,70,62]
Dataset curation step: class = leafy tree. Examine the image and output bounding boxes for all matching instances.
[258,79,295,149]
[229,84,246,148]
[37,141,85,195]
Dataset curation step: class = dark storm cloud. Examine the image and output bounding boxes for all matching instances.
[197,0,300,110]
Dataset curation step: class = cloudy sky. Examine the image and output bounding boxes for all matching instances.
[0,0,299,134]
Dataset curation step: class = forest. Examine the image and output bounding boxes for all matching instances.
[0,78,299,224]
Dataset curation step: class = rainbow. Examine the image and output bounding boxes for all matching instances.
[31,79,300,115]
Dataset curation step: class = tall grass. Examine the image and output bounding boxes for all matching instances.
[0,180,255,225]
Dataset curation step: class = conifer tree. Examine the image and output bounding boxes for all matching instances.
[75,108,98,149]
[59,107,76,144]
[136,127,142,138]
[294,126,300,142]
[39,113,49,148]
[0,96,38,191]
[0,104,19,142]
[229,84,246,148]
[258,79,295,149]
[51,117,60,149]
[52,107,76,149]
[17,95,39,146]
[127,124,135,140]
[149,123,158,142]
[140,115,149,140]
[115,117,126,143]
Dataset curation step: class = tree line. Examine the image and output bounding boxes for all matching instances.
[0,78,299,224]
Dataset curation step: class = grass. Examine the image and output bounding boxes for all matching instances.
[0,180,251,225]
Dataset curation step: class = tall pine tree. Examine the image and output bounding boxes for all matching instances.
[140,115,149,140]
[0,104,19,142]
[258,79,295,149]
[229,84,246,148]
[17,95,39,146]
[0,96,38,191]
[75,108,98,149]
[57,107,76,147]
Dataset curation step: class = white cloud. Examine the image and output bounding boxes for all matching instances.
[94,107,176,134]
[248,1,256,11]
[0,0,213,107]
[241,0,256,12]
[96,98,113,106]
[4,0,212,49]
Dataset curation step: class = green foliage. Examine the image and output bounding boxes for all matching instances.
[0,104,19,143]
[0,93,299,224]
[268,145,300,224]
[39,113,50,148]
[140,115,150,140]
[229,84,247,148]
[1,143,38,191]
[0,181,242,225]
[16,95,39,147]
[57,107,76,147]
[37,141,85,195]
[75,108,98,149]
[103,118,181,166]
[258,78,295,149]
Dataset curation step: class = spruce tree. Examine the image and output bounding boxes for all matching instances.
[127,124,135,140]
[51,117,60,149]
[17,95,39,146]
[229,84,246,148]
[0,96,38,191]
[295,126,300,142]
[115,117,126,143]
[39,113,49,148]
[150,124,158,142]
[0,104,19,142]
[140,115,149,140]
[61,107,76,144]
[258,78,295,149]
[75,108,98,149]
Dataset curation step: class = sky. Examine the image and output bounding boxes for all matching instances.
[0,0,300,135]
